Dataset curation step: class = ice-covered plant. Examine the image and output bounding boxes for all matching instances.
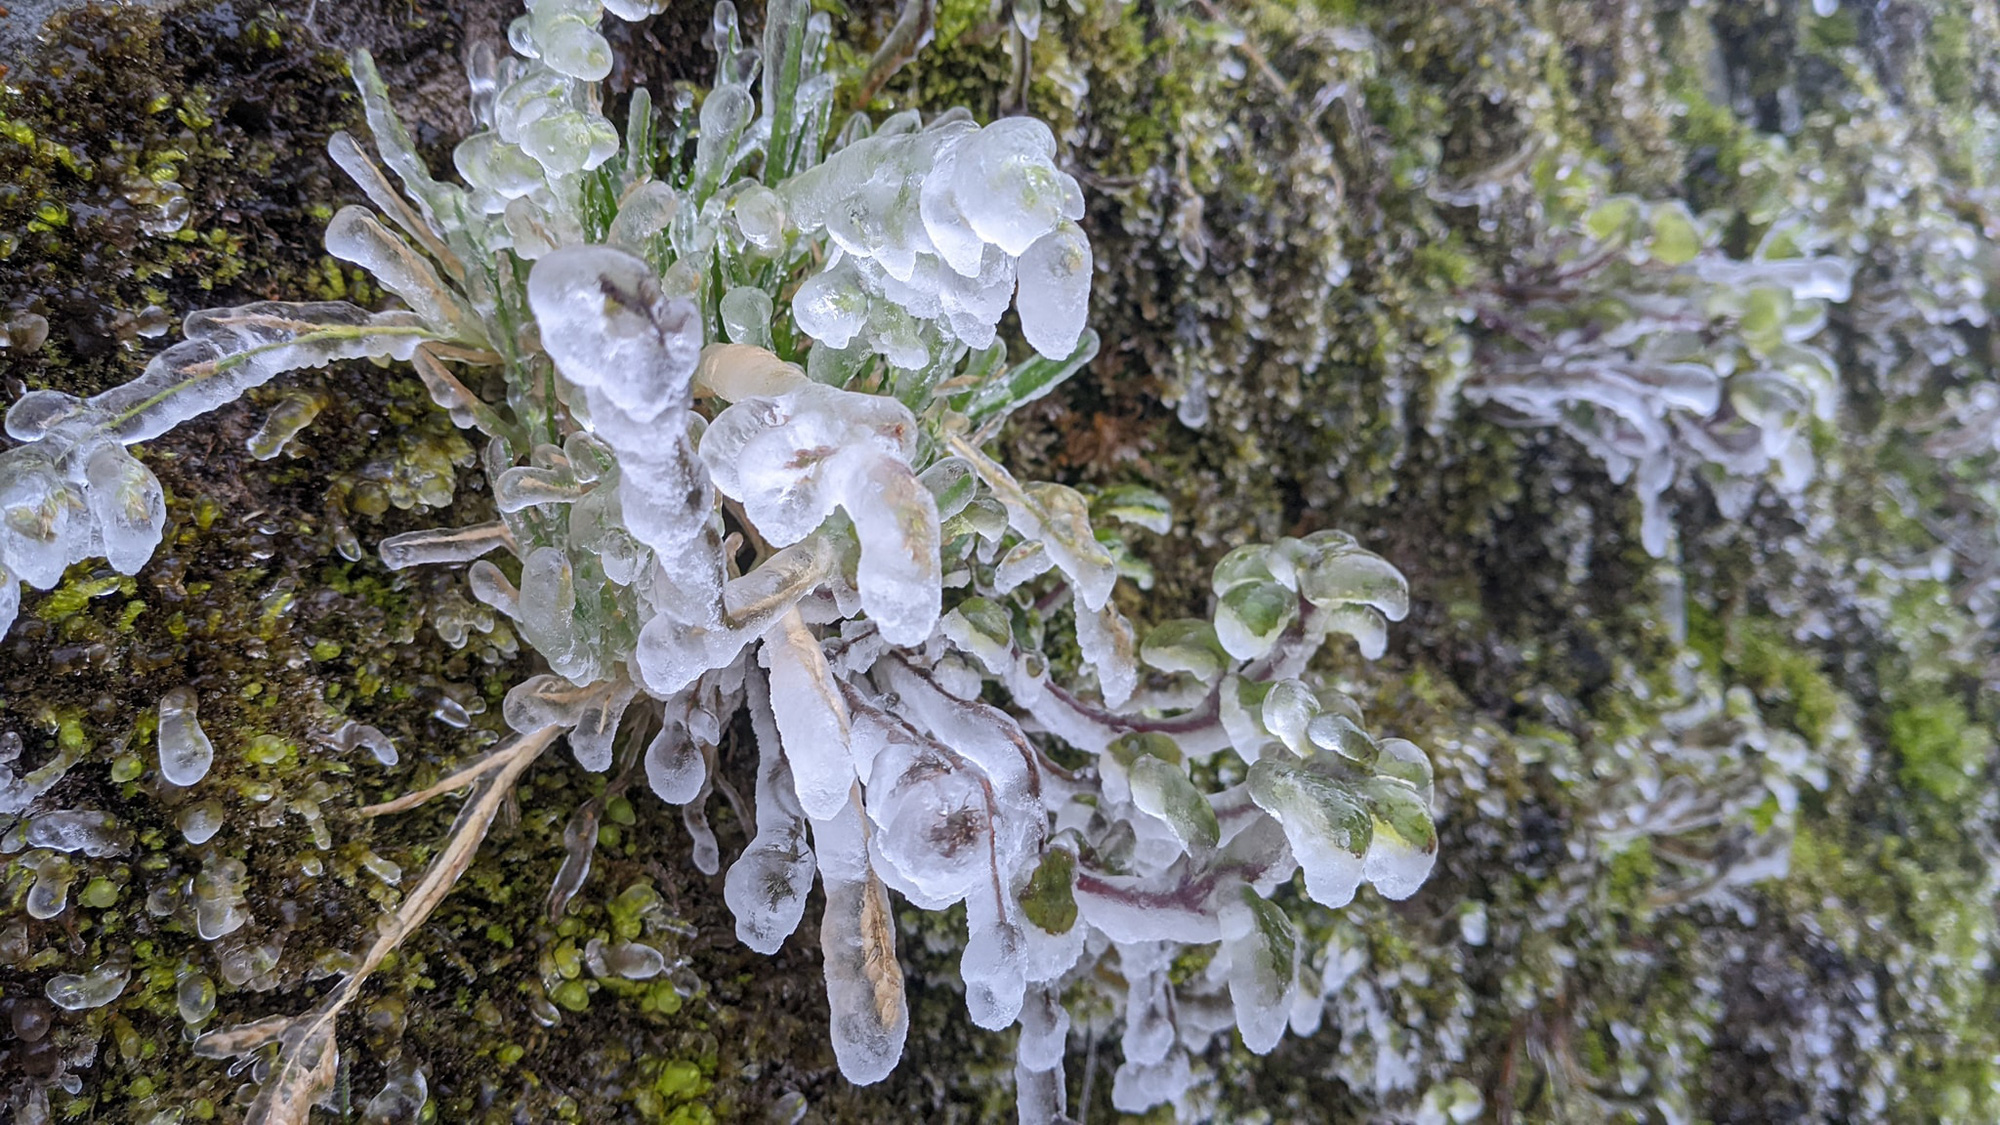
[1466,195,1854,556]
[0,1,1437,1120]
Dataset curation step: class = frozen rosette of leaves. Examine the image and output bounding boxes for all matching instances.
[922,485,1436,1115]
[1468,191,1853,556]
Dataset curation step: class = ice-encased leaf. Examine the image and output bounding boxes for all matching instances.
[501,673,598,734]
[95,302,430,445]
[1127,755,1219,864]
[569,681,638,773]
[948,118,1074,256]
[993,539,1052,593]
[1015,220,1092,360]
[1295,541,1410,622]
[1375,737,1435,803]
[701,381,919,545]
[1140,619,1229,680]
[953,438,1118,612]
[860,704,994,910]
[941,596,1013,674]
[0,571,17,639]
[1246,758,1370,909]
[1219,884,1299,1055]
[762,610,857,821]
[811,798,908,1085]
[1075,601,1138,707]
[951,330,1099,431]
[725,668,816,953]
[1092,484,1172,535]
[527,246,703,421]
[1215,581,1298,661]
[961,883,1028,1029]
[1259,679,1319,757]
[1212,543,1293,594]
[644,721,708,805]
[324,206,474,338]
[1359,776,1438,900]
[377,522,510,570]
[839,450,943,646]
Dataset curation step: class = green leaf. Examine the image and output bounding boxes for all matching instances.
[1107,731,1183,768]
[1247,757,1371,908]
[1019,847,1078,934]
[1738,286,1793,353]
[1140,619,1230,680]
[1216,580,1298,660]
[951,330,1100,430]
[1646,201,1702,266]
[1294,544,1409,621]
[942,596,1014,673]
[1091,485,1172,535]
[1212,544,1286,595]
[1128,755,1220,863]
[1582,196,1640,242]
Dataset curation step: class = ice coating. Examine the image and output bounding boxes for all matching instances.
[812,800,909,1085]
[783,114,1091,365]
[157,687,216,788]
[0,2,1450,1117]
[724,668,818,953]
[527,246,703,421]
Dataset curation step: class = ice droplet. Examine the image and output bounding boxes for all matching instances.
[157,687,215,787]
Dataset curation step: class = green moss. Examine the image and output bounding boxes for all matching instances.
[1890,690,1991,803]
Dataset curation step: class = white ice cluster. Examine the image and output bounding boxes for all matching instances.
[0,2,1439,1120]
[1467,198,1854,556]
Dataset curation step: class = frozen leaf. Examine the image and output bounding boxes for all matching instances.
[941,596,1013,674]
[1375,737,1435,803]
[1127,755,1219,864]
[1212,543,1292,594]
[1091,484,1172,535]
[726,669,816,953]
[377,523,510,570]
[1215,581,1297,661]
[83,443,166,575]
[1015,221,1092,359]
[528,246,703,421]
[1259,679,1318,757]
[1140,619,1229,680]
[949,118,1072,256]
[1294,541,1409,621]
[1219,885,1298,1054]
[644,721,708,805]
[1359,776,1437,900]
[325,207,474,338]
[762,609,857,821]
[812,798,908,1085]
[1074,601,1138,707]
[1246,758,1370,909]
[95,302,429,445]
